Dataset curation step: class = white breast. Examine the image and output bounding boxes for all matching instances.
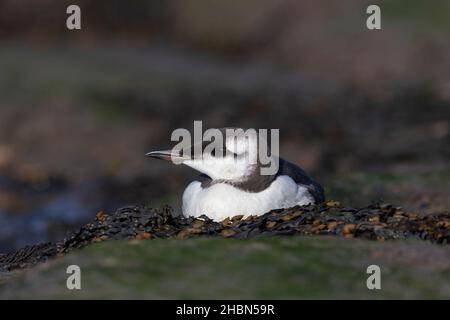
[182,175,314,221]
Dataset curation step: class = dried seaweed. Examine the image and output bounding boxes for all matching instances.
[1,202,449,272]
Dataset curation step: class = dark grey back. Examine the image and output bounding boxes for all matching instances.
[195,158,325,203]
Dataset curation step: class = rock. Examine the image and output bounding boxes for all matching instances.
[281,214,294,221]
[191,219,205,229]
[1,202,449,272]
[221,217,231,226]
[326,201,341,207]
[327,221,338,230]
[266,221,277,229]
[220,229,236,238]
[95,211,106,221]
[176,230,190,240]
[142,232,152,239]
[342,224,356,236]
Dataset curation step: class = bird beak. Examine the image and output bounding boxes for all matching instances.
[145,149,188,162]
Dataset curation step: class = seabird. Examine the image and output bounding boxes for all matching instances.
[147,129,325,221]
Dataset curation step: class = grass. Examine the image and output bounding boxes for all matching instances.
[1,236,449,299]
[324,168,450,213]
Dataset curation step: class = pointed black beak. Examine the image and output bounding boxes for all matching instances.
[146,150,188,162]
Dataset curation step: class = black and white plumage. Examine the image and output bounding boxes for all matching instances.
[147,129,324,221]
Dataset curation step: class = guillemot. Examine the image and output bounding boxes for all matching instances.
[147,128,324,221]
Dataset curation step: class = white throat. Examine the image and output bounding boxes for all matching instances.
[183,157,255,181]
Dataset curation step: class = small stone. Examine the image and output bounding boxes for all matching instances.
[343,224,356,235]
[312,224,326,232]
[327,221,338,229]
[142,232,152,239]
[95,211,106,221]
[221,217,231,225]
[191,219,205,229]
[188,227,203,234]
[266,221,277,228]
[312,219,322,226]
[220,229,236,237]
[176,230,190,239]
[326,201,341,207]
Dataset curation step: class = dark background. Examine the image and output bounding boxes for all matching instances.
[0,0,449,250]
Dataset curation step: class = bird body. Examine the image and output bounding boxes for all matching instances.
[183,175,313,221]
[147,128,325,221]
[182,158,323,221]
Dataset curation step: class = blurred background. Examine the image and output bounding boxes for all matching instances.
[0,0,449,251]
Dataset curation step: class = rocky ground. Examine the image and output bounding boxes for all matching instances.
[1,201,449,273]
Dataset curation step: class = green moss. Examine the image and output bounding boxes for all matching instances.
[383,0,450,33]
[324,168,450,208]
[1,236,449,299]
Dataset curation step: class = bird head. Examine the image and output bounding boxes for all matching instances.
[146,128,264,181]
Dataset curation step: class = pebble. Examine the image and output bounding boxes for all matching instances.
[343,224,356,235]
